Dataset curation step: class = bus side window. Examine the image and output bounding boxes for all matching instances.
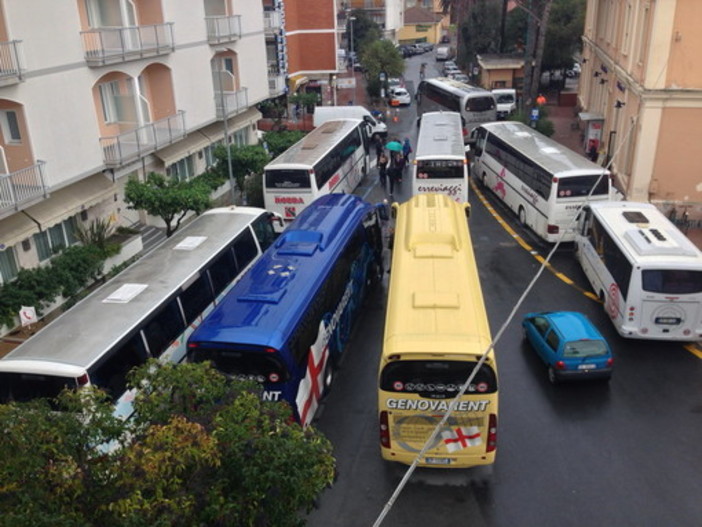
[142,300,186,358]
[90,334,149,400]
[180,274,213,325]
[207,247,239,298]
[232,229,259,272]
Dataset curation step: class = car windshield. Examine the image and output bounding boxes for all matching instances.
[563,340,608,357]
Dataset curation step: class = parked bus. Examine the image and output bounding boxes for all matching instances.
[187,194,385,427]
[471,121,614,243]
[575,201,702,341]
[412,111,469,203]
[415,77,496,139]
[0,207,280,415]
[263,118,371,230]
[378,194,498,468]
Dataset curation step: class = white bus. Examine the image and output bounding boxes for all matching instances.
[575,201,702,341]
[0,207,279,416]
[471,121,614,243]
[415,77,496,139]
[263,118,371,229]
[412,111,469,203]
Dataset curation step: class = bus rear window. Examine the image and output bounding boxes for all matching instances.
[557,174,609,197]
[188,347,289,384]
[417,160,464,179]
[0,372,78,404]
[380,360,497,398]
[265,169,311,189]
[466,96,496,112]
[642,269,702,294]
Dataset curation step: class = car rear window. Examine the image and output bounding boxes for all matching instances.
[563,340,608,357]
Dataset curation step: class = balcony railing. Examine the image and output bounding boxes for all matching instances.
[264,11,282,35]
[215,88,248,120]
[81,23,175,66]
[268,74,285,97]
[0,40,24,86]
[100,111,186,167]
[0,161,48,216]
[205,15,242,44]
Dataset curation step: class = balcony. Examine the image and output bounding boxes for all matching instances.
[81,23,175,67]
[264,11,282,36]
[0,161,48,217]
[205,15,242,44]
[215,88,248,120]
[268,74,286,97]
[100,111,186,167]
[0,40,24,87]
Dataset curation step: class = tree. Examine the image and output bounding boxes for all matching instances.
[360,39,405,100]
[541,0,585,75]
[0,361,336,527]
[262,130,306,158]
[214,143,270,196]
[459,0,503,68]
[124,172,212,237]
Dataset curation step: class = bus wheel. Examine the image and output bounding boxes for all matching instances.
[518,206,527,226]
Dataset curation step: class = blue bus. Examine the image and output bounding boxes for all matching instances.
[187,194,385,427]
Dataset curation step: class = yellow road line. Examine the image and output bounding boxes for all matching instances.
[684,344,702,359]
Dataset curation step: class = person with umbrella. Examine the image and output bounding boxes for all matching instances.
[385,140,404,196]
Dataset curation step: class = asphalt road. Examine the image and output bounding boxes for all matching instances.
[305,54,702,527]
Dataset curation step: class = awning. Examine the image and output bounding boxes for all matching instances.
[288,75,309,92]
[154,130,213,167]
[0,212,39,249]
[23,174,116,229]
[154,108,262,165]
[578,112,604,122]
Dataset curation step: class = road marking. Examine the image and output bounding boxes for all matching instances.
[471,179,702,358]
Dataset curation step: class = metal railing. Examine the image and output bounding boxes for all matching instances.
[100,111,186,166]
[205,15,242,44]
[0,161,48,216]
[263,11,282,34]
[0,40,24,85]
[81,23,175,66]
[215,88,248,120]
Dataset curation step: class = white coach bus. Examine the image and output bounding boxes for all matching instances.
[575,201,702,341]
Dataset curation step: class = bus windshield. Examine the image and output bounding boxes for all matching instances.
[265,169,311,189]
[556,174,609,197]
[466,96,496,113]
[380,360,498,398]
[641,269,702,294]
[416,160,464,179]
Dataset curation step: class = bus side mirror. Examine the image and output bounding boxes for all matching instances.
[269,213,284,229]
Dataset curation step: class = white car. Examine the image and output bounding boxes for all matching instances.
[450,73,470,84]
[389,87,411,106]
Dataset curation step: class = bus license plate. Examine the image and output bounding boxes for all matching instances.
[425,457,452,465]
[655,317,681,325]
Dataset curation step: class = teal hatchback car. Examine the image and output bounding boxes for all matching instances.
[522,311,613,384]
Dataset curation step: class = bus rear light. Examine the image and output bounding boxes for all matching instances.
[379,411,391,448]
[187,342,198,349]
[265,347,277,353]
[554,361,566,370]
[547,224,559,234]
[77,373,90,386]
[486,414,497,453]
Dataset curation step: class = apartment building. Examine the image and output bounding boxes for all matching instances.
[580,0,702,216]
[0,0,274,285]
[341,0,404,43]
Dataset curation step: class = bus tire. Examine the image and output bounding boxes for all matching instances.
[518,206,527,226]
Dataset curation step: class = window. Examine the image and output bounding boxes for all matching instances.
[166,155,194,182]
[232,229,259,270]
[545,330,560,351]
[206,247,239,298]
[179,274,214,325]
[91,335,149,400]
[380,360,498,397]
[251,214,277,251]
[142,300,186,358]
[99,81,121,124]
[0,247,18,284]
[0,110,22,143]
[32,216,81,262]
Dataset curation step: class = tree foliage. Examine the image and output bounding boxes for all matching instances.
[459,0,503,67]
[0,361,336,527]
[214,143,270,196]
[360,40,405,100]
[262,130,306,158]
[124,172,213,237]
[541,0,585,72]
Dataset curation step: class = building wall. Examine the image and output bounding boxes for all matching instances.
[284,0,337,75]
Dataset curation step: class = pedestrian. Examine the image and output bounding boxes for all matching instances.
[378,150,388,190]
[387,152,401,196]
[402,137,412,164]
[375,135,384,162]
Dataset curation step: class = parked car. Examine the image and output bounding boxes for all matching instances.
[387,77,403,91]
[388,87,411,106]
[522,311,613,384]
[450,73,471,84]
[443,62,460,77]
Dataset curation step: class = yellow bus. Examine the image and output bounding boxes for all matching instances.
[378,193,498,468]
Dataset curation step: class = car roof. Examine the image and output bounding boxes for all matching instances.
[393,88,409,94]
[526,311,606,341]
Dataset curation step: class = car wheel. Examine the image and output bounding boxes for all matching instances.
[547,367,559,384]
[518,206,527,226]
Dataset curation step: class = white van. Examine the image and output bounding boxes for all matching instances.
[491,88,517,119]
[435,46,451,61]
[313,106,388,139]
